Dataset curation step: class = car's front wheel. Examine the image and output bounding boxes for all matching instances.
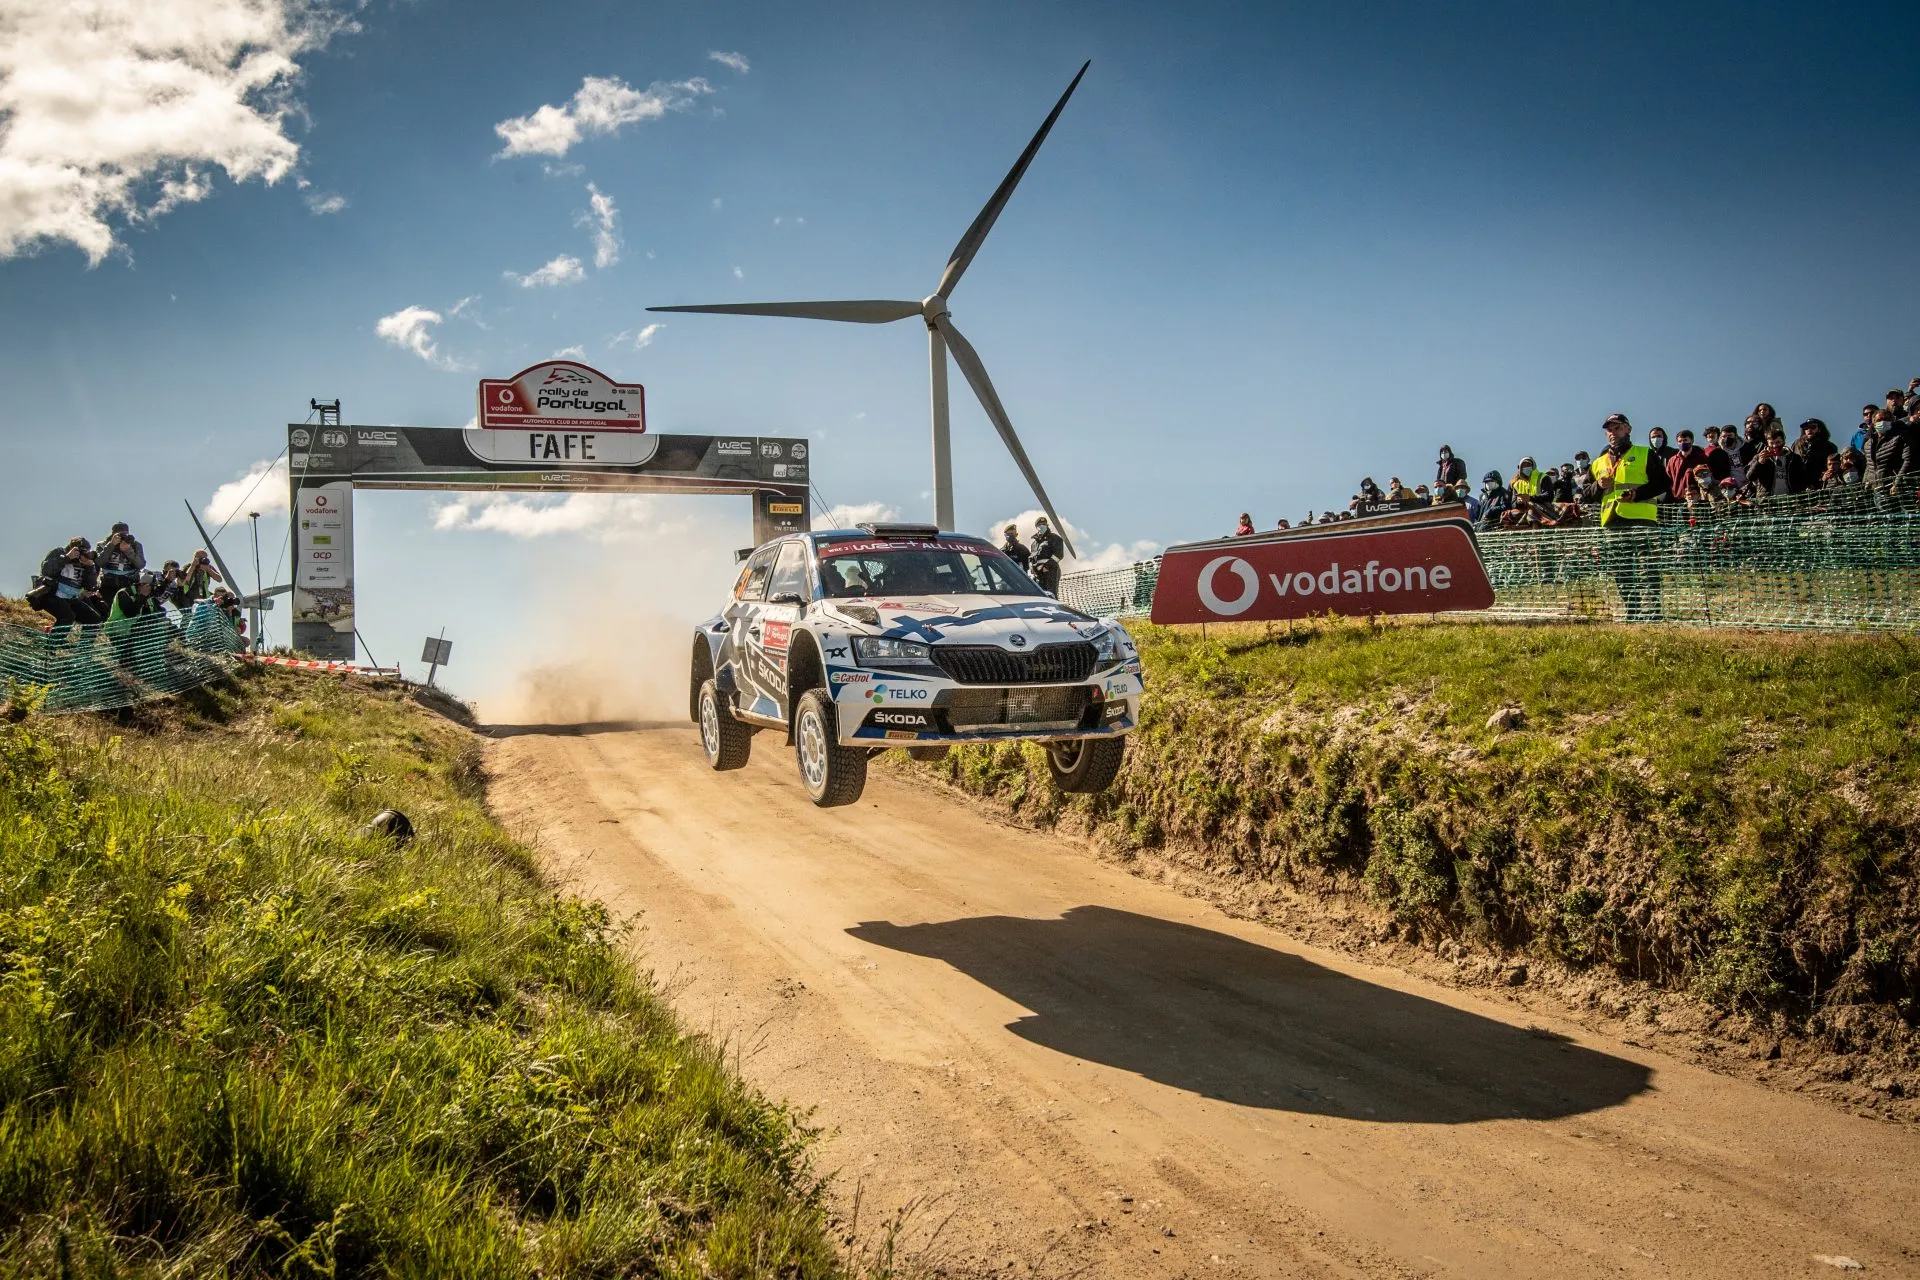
[1046,737,1127,794]
[699,679,752,771]
[794,688,866,807]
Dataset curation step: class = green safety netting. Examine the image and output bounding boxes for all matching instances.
[1,606,246,714]
[1059,483,1920,631]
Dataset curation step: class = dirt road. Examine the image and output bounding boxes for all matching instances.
[486,722,1920,1279]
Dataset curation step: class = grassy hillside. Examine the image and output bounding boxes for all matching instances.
[0,666,842,1276]
[914,620,1920,1093]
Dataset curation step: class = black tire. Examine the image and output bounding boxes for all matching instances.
[1046,737,1127,794]
[794,688,866,807]
[699,679,752,771]
[907,745,950,763]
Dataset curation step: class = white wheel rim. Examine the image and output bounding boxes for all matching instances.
[1052,741,1082,770]
[700,689,720,759]
[798,705,828,792]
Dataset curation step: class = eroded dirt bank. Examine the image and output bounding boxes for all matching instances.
[487,722,1920,1279]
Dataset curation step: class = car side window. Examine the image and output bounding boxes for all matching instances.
[765,540,810,601]
[739,546,779,601]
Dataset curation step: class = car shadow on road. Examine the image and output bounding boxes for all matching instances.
[849,906,1651,1124]
[482,721,685,738]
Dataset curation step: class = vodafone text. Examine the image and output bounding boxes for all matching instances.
[1271,560,1453,596]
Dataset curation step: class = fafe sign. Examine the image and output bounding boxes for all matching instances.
[477,360,646,431]
[1150,517,1495,625]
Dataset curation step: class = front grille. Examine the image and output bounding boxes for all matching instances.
[944,686,1094,729]
[932,641,1097,685]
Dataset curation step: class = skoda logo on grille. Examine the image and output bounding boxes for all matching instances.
[1009,635,1026,647]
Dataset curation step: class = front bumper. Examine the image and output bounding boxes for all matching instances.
[829,666,1143,747]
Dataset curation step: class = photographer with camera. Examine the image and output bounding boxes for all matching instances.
[27,537,102,631]
[95,522,146,606]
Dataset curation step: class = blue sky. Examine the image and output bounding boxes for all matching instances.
[3,0,1916,708]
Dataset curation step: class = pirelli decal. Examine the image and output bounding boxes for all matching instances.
[768,502,804,515]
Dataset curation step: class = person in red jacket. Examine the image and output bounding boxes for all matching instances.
[1663,429,1709,499]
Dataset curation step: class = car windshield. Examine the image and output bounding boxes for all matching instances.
[817,540,1045,599]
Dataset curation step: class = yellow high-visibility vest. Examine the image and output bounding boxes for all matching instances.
[1511,468,1541,498]
[1592,446,1659,526]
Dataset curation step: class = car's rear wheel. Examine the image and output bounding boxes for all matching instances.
[699,679,752,771]
[1046,737,1127,794]
[794,688,866,807]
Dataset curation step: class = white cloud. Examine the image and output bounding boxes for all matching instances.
[989,508,1160,572]
[447,293,486,326]
[0,0,356,264]
[204,455,289,523]
[610,321,663,350]
[731,264,744,280]
[710,196,723,212]
[374,304,460,369]
[551,344,585,359]
[814,501,899,531]
[772,214,806,226]
[707,50,749,75]
[504,254,585,288]
[303,190,347,215]
[432,492,699,544]
[493,75,713,158]
[579,182,619,268]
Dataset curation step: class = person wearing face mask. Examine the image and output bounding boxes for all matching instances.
[1028,517,1064,595]
[1662,429,1708,500]
[999,524,1030,572]
[1645,428,1676,473]
[1862,410,1913,493]
[1435,445,1467,489]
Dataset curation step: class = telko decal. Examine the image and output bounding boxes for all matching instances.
[1151,519,1495,624]
[865,684,931,702]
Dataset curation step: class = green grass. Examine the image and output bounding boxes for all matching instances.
[0,667,842,1277]
[914,619,1920,1052]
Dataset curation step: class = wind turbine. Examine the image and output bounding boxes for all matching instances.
[650,61,1090,556]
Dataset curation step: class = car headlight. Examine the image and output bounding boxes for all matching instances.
[853,635,937,668]
[1088,626,1124,667]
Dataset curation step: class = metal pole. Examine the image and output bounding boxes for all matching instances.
[426,626,445,688]
[928,324,953,532]
[248,511,264,652]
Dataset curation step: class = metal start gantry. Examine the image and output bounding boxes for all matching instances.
[287,362,811,661]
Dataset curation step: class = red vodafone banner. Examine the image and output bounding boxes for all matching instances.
[1150,518,1495,624]
[477,360,646,431]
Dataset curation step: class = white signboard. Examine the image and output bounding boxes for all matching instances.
[461,428,661,467]
[291,481,355,659]
[477,360,645,431]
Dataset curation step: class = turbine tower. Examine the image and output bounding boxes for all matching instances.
[649,62,1090,555]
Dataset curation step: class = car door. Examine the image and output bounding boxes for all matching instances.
[753,539,811,718]
[728,544,779,714]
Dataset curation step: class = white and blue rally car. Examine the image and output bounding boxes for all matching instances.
[689,523,1143,807]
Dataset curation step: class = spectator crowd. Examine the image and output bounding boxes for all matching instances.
[1231,378,1920,534]
[23,522,247,639]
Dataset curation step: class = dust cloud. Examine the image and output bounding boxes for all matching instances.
[447,495,750,727]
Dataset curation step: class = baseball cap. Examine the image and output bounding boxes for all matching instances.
[1603,414,1630,429]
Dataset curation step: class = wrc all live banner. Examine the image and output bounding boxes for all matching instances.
[1150,519,1495,625]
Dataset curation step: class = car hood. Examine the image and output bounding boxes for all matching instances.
[819,594,1104,648]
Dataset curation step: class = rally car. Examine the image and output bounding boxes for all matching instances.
[689,523,1143,807]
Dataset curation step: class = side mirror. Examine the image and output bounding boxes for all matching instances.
[733,548,754,563]
[768,592,806,606]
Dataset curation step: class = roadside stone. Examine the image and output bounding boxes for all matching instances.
[1503,962,1529,986]
[1812,1255,1864,1271]
[1485,705,1525,731]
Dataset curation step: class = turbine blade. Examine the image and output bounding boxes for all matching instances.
[936,60,1090,300]
[934,316,1078,558]
[646,299,920,323]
